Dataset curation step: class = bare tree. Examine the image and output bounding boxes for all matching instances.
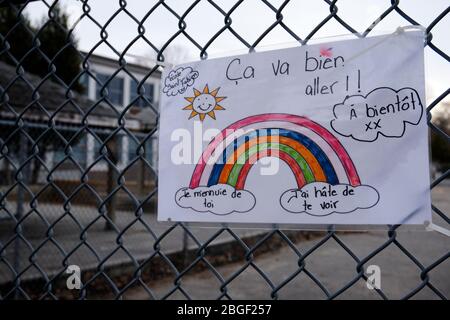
[129,44,192,66]
[159,44,193,65]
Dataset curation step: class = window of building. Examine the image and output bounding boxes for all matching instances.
[128,137,153,165]
[92,135,124,164]
[79,73,89,95]
[128,138,139,162]
[92,137,102,160]
[145,139,153,165]
[53,135,87,168]
[73,136,87,167]
[130,81,154,108]
[95,73,124,106]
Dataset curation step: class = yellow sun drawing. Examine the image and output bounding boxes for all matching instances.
[182,84,226,121]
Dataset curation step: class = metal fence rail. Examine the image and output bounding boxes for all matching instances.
[0,0,449,300]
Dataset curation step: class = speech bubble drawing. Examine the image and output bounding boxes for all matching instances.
[163,66,199,96]
[280,182,379,216]
[175,184,256,215]
[331,87,423,142]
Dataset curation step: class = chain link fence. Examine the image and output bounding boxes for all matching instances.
[0,0,449,299]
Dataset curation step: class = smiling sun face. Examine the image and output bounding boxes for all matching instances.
[183,85,226,121]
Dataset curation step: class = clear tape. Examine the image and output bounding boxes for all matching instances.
[426,221,450,237]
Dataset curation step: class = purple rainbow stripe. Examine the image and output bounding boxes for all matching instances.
[189,113,360,188]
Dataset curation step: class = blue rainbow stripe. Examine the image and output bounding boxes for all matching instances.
[207,128,338,186]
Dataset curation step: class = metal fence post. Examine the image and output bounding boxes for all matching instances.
[104,134,119,231]
[13,132,27,299]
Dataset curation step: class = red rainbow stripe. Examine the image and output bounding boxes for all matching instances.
[189,113,360,188]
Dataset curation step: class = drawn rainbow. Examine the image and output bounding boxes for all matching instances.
[189,114,360,190]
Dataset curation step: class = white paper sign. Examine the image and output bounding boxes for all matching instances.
[158,30,431,225]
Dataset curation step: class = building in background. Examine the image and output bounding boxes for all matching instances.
[53,52,160,175]
[0,52,160,188]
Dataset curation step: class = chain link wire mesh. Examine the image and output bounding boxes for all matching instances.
[0,0,449,300]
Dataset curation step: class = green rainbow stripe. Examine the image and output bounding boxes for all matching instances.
[227,142,315,187]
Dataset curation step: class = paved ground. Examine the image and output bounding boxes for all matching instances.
[130,229,448,299]
[1,182,448,299]
[126,182,450,300]
[0,202,264,283]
